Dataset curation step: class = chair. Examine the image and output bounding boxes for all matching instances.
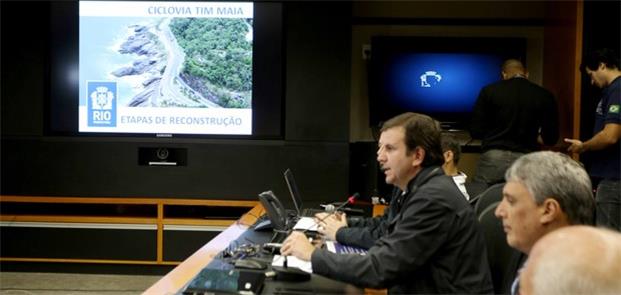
[478,201,526,295]
[465,181,489,201]
[471,182,505,215]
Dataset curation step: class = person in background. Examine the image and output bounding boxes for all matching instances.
[565,48,621,232]
[519,226,621,295]
[282,112,493,294]
[470,59,559,196]
[494,151,595,295]
[441,133,470,200]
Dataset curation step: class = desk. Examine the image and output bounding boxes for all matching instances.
[145,204,376,295]
[144,204,264,294]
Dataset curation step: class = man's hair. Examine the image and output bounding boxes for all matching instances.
[501,59,526,73]
[441,133,461,164]
[580,48,621,73]
[380,112,444,167]
[504,151,594,225]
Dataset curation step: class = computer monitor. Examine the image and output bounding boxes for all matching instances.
[283,168,303,216]
[368,36,526,130]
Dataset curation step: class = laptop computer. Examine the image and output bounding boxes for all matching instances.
[284,168,324,217]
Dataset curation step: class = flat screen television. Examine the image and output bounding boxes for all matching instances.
[48,1,283,138]
[368,36,526,130]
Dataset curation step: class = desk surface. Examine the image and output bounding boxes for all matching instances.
[144,204,265,294]
[145,204,386,295]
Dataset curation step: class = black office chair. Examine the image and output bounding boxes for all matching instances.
[465,181,489,202]
[471,182,505,214]
[478,201,525,295]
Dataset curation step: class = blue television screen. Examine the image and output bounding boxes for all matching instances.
[369,36,526,130]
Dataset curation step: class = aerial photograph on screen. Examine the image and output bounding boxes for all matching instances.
[79,1,254,135]
[107,17,252,109]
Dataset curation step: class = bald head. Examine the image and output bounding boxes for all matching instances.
[521,226,621,295]
[501,59,528,80]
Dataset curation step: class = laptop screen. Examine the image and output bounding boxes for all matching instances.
[284,168,303,215]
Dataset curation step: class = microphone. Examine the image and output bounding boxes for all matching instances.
[277,194,358,281]
[323,193,359,214]
[301,193,359,233]
[323,204,336,213]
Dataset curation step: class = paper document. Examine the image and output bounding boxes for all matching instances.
[272,255,313,273]
[292,217,318,231]
[325,240,368,255]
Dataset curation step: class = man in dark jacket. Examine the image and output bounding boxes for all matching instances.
[470,59,559,196]
[281,112,493,294]
[317,134,469,250]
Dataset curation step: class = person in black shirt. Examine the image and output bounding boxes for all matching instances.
[470,59,559,195]
[281,112,493,294]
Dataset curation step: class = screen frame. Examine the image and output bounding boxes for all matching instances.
[47,1,284,140]
[368,36,527,130]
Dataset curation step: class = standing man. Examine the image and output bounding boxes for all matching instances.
[470,59,559,195]
[282,113,493,294]
[565,48,621,231]
[494,151,595,295]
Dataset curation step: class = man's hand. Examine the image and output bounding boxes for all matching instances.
[317,212,348,241]
[281,231,315,261]
[564,138,585,153]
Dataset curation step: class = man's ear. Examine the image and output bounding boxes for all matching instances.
[540,198,563,224]
[443,150,453,164]
[411,147,426,167]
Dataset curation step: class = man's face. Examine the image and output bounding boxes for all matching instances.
[585,65,608,88]
[376,127,418,190]
[495,181,546,254]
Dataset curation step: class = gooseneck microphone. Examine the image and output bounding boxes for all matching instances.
[323,193,359,214]
[277,193,359,281]
[301,193,359,234]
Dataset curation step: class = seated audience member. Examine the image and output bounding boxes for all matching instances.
[314,120,447,249]
[315,126,470,249]
[281,112,493,294]
[441,133,470,200]
[520,226,621,295]
[494,151,595,295]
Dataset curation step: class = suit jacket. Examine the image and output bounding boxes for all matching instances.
[311,166,494,294]
[470,77,559,152]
